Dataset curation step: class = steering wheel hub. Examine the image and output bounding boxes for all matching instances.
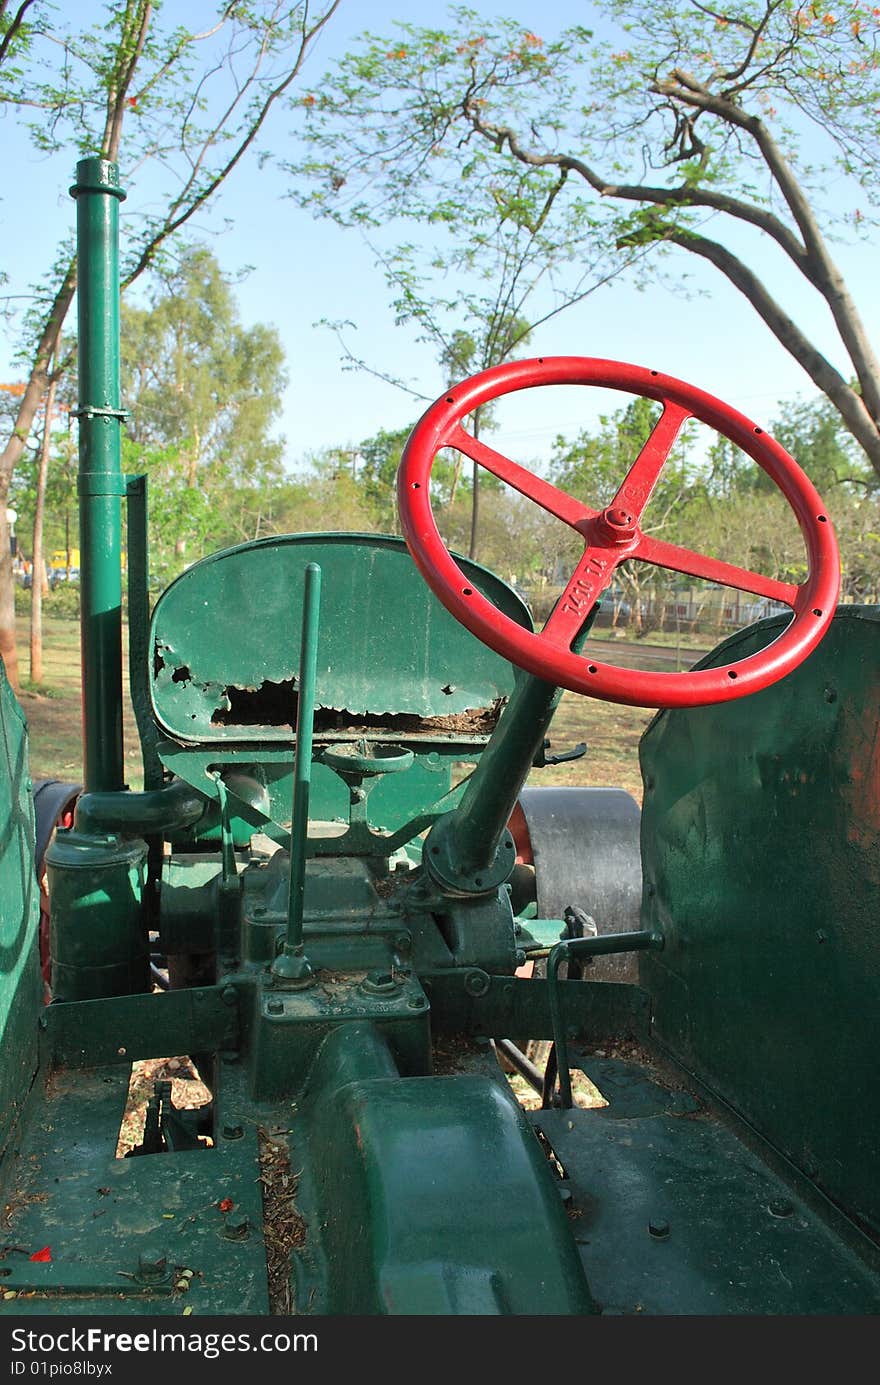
[599,506,638,543]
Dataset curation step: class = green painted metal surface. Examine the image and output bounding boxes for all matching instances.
[45,986,239,1068]
[424,972,651,1041]
[640,605,880,1237]
[293,1024,596,1315]
[0,661,41,1153]
[71,157,126,793]
[149,533,530,742]
[0,1067,268,1315]
[46,830,148,1002]
[245,971,431,1101]
[533,1054,880,1315]
[157,742,458,845]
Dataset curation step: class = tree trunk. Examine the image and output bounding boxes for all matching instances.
[0,261,77,691]
[30,376,56,686]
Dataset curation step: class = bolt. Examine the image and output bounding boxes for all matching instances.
[221,1120,244,1141]
[648,1219,670,1239]
[221,985,238,1007]
[393,933,412,955]
[463,970,490,998]
[407,995,428,1010]
[768,1199,794,1218]
[223,1208,250,1241]
[137,1248,169,1282]
[267,998,283,1015]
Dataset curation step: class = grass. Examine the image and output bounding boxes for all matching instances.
[16,616,144,789]
[15,617,707,804]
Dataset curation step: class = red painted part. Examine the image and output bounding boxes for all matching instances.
[507,800,534,866]
[398,357,841,709]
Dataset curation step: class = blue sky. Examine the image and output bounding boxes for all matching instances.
[2,0,878,476]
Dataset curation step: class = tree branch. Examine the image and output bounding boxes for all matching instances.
[0,0,36,67]
[121,0,342,289]
[664,224,880,469]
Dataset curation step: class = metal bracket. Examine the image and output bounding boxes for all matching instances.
[533,738,587,768]
[71,406,130,421]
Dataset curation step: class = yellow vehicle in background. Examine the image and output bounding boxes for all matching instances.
[48,547,80,587]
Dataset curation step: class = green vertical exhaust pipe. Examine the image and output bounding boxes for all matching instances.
[70,157,127,793]
[49,158,149,1002]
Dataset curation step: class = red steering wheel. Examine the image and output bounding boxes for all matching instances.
[397,357,840,709]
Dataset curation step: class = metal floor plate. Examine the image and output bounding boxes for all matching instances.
[531,1055,880,1315]
[0,1067,269,1315]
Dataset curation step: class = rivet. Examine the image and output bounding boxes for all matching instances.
[222,1208,250,1241]
[768,1199,794,1218]
[648,1219,670,1239]
[137,1248,169,1281]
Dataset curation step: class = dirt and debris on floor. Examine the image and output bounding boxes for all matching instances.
[258,1127,307,1315]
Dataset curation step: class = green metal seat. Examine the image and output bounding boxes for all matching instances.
[149,532,531,745]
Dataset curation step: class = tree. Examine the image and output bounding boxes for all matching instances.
[298,59,645,559]
[121,245,288,569]
[770,393,876,494]
[291,2,880,483]
[0,0,340,687]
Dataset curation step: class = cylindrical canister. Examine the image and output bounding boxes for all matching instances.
[46,830,149,1001]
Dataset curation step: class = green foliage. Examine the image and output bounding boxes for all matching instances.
[290,2,880,474]
[770,393,876,493]
[120,246,287,576]
[15,580,80,621]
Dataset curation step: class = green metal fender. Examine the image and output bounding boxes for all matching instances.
[292,1023,596,1315]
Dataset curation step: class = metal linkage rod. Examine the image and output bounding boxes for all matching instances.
[273,562,322,986]
[547,929,663,1109]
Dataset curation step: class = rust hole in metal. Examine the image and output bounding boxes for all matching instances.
[213,681,503,735]
[215,678,297,727]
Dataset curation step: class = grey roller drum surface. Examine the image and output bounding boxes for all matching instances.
[517,787,642,982]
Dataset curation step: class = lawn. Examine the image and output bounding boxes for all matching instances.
[15,616,707,802]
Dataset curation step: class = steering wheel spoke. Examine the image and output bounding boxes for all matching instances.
[635,534,801,608]
[608,401,691,524]
[398,357,840,708]
[449,424,596,531]
[543,546,623,649]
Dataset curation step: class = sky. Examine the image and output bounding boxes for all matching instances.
[2,0,879,480]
